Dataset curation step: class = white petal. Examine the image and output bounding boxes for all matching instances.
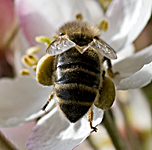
[102,0,152,51]
[82,0,104,23]
[113,45,152,86]
[113,44,152,79]
[15,0,102,46]
[1,121,36,150]
[27,106,103,150]
[14,30,31,75]
[112,44,135,64]
[117,62,152,90]
[0,77,53,127]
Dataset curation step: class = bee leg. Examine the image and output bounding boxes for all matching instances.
[106,59,119,78]
[88,106,98,132]
[42,90,54,111]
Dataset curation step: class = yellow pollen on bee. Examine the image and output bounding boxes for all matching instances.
[98,20,109,32]
[35,36,53,47]
[76,13,83,21]
[26,46,41,54]
[21,54,38,67]
[20,69,30,75]
[99,0,112,12]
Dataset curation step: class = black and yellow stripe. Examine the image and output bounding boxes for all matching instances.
[55,48,101,122]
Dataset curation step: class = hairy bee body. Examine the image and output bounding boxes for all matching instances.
[37,21,117,128]
[54,48,102,122]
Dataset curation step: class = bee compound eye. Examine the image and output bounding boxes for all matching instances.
[59,33,65,36]
[93,36,99,40]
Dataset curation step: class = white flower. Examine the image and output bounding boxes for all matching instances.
[0,0,152,149]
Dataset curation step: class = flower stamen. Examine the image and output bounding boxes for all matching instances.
[75,13,83,21]
[98,20,109,32]
[20,69,30,75]
[98,0,112,12]
[26,46,41,54]
[35,36,53,47]
[20,69,36,79]
[32,65,37,72]
[21,54,38,67]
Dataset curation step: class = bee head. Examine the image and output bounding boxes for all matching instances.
[47,21,117,59]
[59,21,99,45]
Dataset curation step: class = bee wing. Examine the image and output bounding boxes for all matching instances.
[89,39,117,59]
[46,36,76,55]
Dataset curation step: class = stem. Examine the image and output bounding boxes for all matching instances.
[102,110,129,150]
[118,100,142,150]
[0,131,18,150]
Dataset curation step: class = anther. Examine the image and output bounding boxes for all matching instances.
[20,69,30,75]
[98,20,109,32]
[21,54,38,67]
[76,13,83,21]
[99,0,112,12]
[20,69,36,80]
[32,65,37,72]
[26,46,41,54]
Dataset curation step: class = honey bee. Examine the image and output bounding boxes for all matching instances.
[36,21,117,131]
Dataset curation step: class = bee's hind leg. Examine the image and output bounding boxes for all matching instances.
[87,106,98,132]
[42,90,54,111]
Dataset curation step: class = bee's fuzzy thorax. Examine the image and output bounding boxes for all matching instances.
[59,21,100,38]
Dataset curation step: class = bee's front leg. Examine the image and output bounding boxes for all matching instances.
[106,58,119,78]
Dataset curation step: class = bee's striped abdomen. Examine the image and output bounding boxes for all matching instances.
[55,48,101,122]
